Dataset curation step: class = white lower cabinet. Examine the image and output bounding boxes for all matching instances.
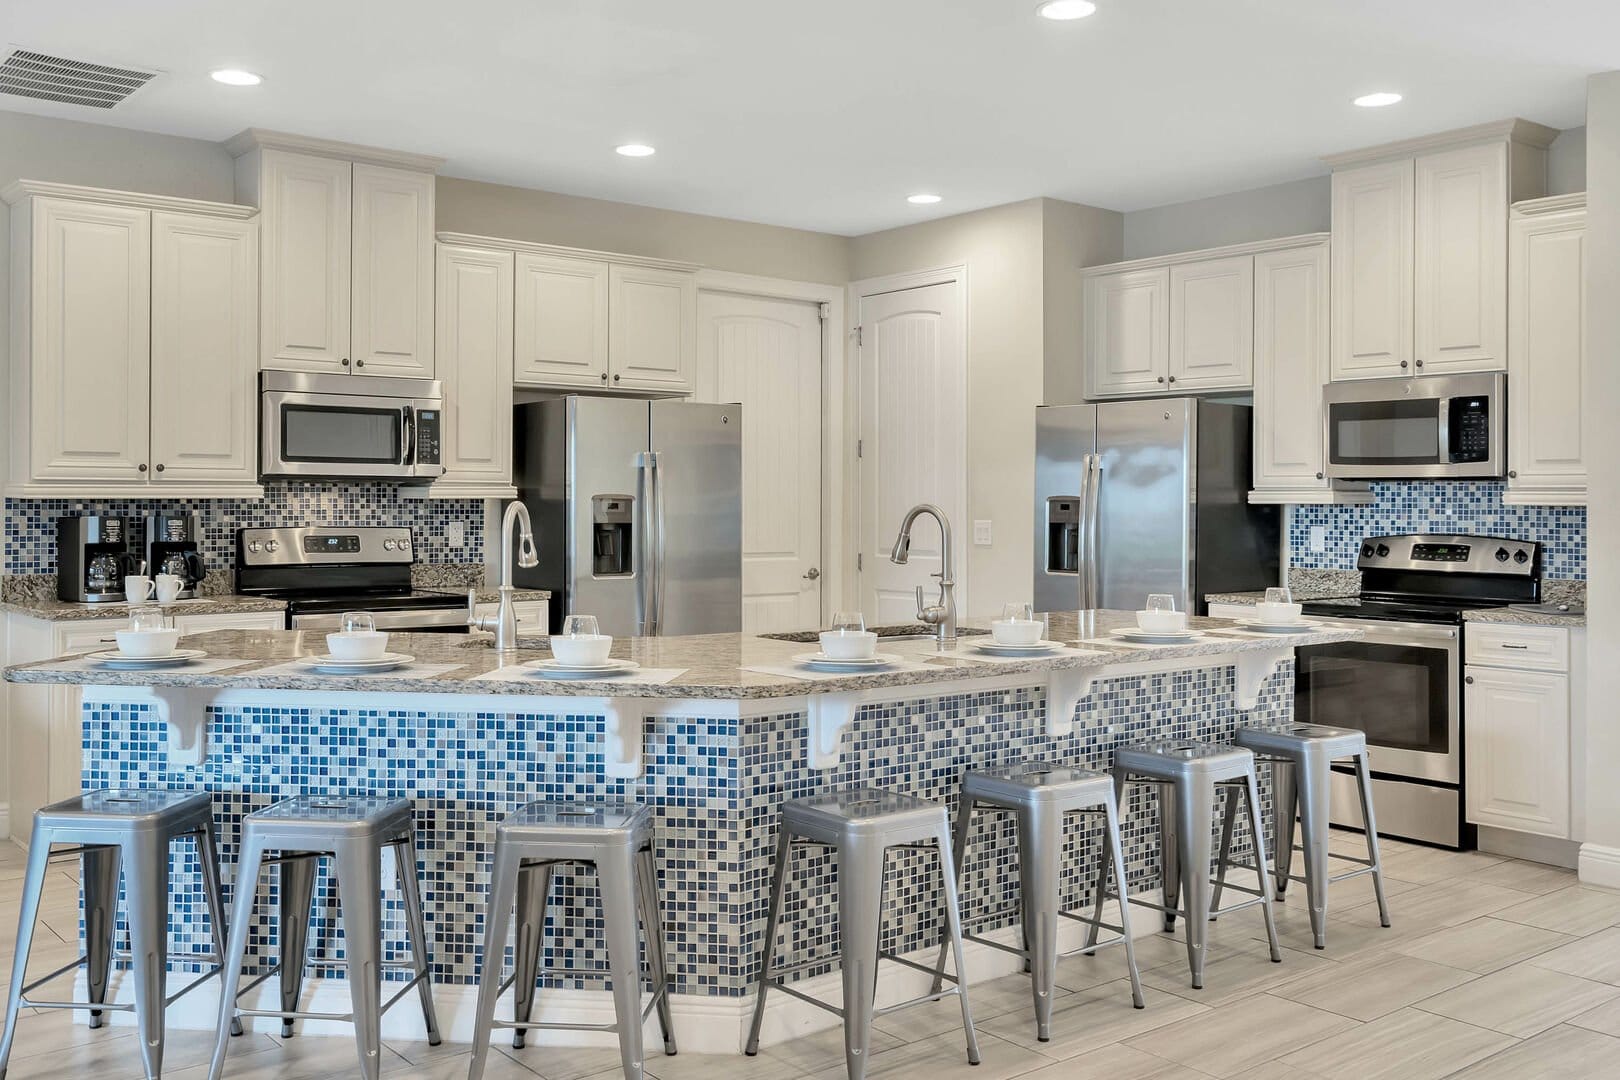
[1464,623,1572,840]
[472,600,549,633]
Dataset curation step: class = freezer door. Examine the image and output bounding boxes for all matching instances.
[565,396,651,638]
[1033,405,1097,612]
[1095,398,1194,612]
[649,400,743,635]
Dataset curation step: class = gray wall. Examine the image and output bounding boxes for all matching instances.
[1042,198,1123,405]
[1122,175,1330,260]
[1549,125,1587,195]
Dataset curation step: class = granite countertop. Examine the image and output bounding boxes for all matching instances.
[0,594,288,621]
[1210,576,1587,628]
[1462,606,1586,628]
[3,610,1360,701]
[466,587,551,605]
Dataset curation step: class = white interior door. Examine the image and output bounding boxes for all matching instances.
[699,290,824,633]
[857,279,967,625]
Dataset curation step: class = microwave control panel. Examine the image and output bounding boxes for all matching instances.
[415,409,441,465]
[1448,397,1491,463]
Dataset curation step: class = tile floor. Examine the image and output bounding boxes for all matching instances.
[3,833,1620,1079]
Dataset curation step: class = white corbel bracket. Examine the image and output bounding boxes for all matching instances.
[1046,668,1099,738]
[587,697,651,779]
[806,692,863,771]
[87,686,211,766]
[1235,647,1292,711]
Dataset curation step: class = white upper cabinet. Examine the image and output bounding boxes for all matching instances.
[1330,159,1414,379]
[1415,142,1507,374]
[250,149,352,372]
[149,211,259,485]
[351,164,436,376]
[1168,255,1253,390]
[513,253,610,387]
[609,263,697,391]
[433,242,515,496]
[1507,195,1587,505]
[1084,266,1170,396]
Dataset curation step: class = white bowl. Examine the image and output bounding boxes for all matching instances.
[326,631,389,661]
[115,628,182,658]
[990,619,1045,645]
[1135,609,1187,634]
[819,630,878,660]
[551,634,613,666]
[1253,601,1304,623]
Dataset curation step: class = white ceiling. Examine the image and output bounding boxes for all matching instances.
[0,0,1611,235]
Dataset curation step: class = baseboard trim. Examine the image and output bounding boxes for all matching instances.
[1477,826,1580,869]
[1579,842,1620,889]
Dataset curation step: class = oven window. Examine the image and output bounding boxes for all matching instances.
[281,405,401,464]
[1329,399,1440,465]
[1296,642,1450,755]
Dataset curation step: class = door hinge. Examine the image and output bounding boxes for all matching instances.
[853,325,863,347]
[857,439,863,459]
[819,302,830,322]
[858,552,863,572]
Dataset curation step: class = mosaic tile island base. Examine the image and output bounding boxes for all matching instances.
[3,613,1356,1049]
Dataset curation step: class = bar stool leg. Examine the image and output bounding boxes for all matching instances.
[930,794,976,996]
[838,839,887,1080]
[124,831,171,1080]
[1160,782,1181,934]
[744,828,792,1056]
[194,823,243,1039]
[393,833,442,1044]
[468,844,520,1080]
[1086,772,1128,951]
[511,862,552,1050]
[933,823,980,1068]
[1017,804,1062,1042]
[82,843,121,1030]
[332,840,384,1080]
[1296,751,1334,949]
[1101,794,1145,1009]
[636,846,677,1056]
[209,835,265,1080]
[1242,772,1283,964]
[1354,752,1392,928]
[0,831,54,1078]
[597,845,647,1080]
[1273,760,1298,900]
[277,854,318,1037]
[1209,789,1239,920]
[1176,779,1215,990]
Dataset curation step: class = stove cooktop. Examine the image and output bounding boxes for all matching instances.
[1300,596,1528,625]
[261,589,468,615]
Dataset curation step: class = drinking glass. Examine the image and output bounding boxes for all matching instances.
[340,612,376,634]
[1001,602,1035,622]
[1146,593,1177,613]
[561,614,600,638]
[830,611,866,635]
[1265,586,1294,605]
[128,609,171,632]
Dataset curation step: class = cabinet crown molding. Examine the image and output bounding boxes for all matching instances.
[1321,118,1561,169]
[225,128,446,172]
[1512,192,1586,217]
[0,180,258,219]
[1080,232,1328,278]
[435,230,703,273]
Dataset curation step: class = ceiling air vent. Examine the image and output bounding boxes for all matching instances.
[0,48,158,109]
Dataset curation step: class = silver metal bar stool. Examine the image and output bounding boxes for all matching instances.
[932,762,1144,1042]
[467,801,675,1080]
[0,788,237,1080]
[1212,723,1392,948]
[745,788,980,1080]
[208,795,441,1080]
[1089,740,1282,989]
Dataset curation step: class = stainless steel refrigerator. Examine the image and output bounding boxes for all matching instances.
[513,396,742,636]
[1033,398,1279,615]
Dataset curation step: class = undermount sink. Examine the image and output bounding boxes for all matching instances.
[758,624,989,644]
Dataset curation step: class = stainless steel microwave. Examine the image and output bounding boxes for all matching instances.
[260,370,444,482]
[1323,373,1506,480]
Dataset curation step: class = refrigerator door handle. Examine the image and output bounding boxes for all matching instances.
[652,450,668,636]
[636,451,660,635]
[1084,453,1103,609]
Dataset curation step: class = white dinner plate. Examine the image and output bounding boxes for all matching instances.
[973,640,1064,655]
[1108,628,1202,644]
[301,652,414,674]
[524,658,640,679]
[88,648,207,669]
[794,652,901,671]
[1234,619,1316,634]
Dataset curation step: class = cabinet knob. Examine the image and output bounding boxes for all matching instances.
[613,374,621,383]
[1400,360,1409,369]
[1157,376,1166,384]
[138,463,148,473]
[1316,472,1324,480]
[1168,375,1177,383]
[1415,359,1424,369]
[155,464,164,473]
[341,357,350,367]
[1465,675,1475,685]
[1508,470,1518,479]
[601,372,609,382]
[356,359,365,368]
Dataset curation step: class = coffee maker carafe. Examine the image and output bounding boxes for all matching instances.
[145,513,208,600]
[56,516,136,603]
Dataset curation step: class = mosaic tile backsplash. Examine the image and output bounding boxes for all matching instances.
[83,661,1294,996]
[1289,481,1586,579]
[3,484,485,576]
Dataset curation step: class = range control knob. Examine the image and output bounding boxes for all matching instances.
[1361,544,1376,558]
[247,540,261,554]
[1375,544,1390,558]
[1495,547,1511,562]
[382,538,396,551]
[1514,549,1530,564]
[264,539,280,554]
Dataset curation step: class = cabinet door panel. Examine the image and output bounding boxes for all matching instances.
[1085,267,1169,396]
[435,244,515,489]
[1464,668,1570,838]
[259,150,351,371]
[1331,160,1414,380]
[1252,244,1330,491]
[1508,210,1586,500]
[150,212,259,484]
[1416,143,1507,373]
[514,254,610,387]
[609,264,696,391]
[29,199,151,482]
[1169,255,1253,390]
[352,164,436,376]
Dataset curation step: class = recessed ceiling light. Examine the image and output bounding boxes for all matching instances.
[615,144,656,157]
[1036,0,1097,20]
[210,69,262,86]
[1353,91,1403,108]
[907,193,942,205]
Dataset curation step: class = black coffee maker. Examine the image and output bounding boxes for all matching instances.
[145,513,208,599]
[56,516,136,602]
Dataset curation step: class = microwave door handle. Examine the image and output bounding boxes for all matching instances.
[1436,398,1450,465]
[400,406,416,467]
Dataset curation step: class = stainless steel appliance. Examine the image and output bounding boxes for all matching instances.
[1033,398,1279,614]
[235,526,469,630]
[56,516,136,603]
[259,370,444,482]
[1296,533,1542,849]
[513,396,742,637]
[145,513,208,600]
[1323,372,1505,480]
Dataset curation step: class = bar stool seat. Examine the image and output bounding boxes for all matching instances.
[0,788,237,1080]
[208,795,440,1080]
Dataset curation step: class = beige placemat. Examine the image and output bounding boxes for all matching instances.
[49,655,261,675]
[743,657,932,681]
[471,665,688,686]
[940,644,1111,665]
[252,660,467,680]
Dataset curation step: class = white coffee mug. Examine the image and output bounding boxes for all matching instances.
[154,573,185,603]
[124,575,156,604]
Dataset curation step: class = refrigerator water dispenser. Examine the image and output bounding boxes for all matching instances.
[591,495,634,576]
[1046,497,1081,574]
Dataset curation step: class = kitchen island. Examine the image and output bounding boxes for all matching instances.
[4,613,1357,1049]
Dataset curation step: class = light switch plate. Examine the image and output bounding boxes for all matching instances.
[973,520,993,546]
[1309,525,1327,554]
[448,521,466,548]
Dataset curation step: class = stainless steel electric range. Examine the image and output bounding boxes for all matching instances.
[1293,533,1541,850]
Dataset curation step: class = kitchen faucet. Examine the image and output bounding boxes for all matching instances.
[468,502,539,652]
[889,503,957,648]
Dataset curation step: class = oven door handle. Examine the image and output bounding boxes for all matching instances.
[1306,619,1457,642]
